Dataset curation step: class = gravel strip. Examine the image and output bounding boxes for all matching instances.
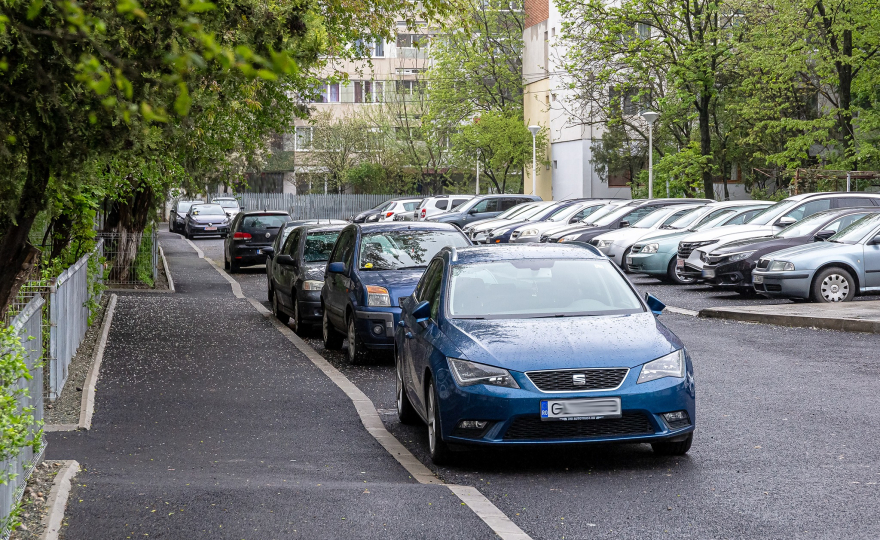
[44,295,110,425]
[8,461,64,540]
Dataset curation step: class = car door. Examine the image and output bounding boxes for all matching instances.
[325,228,355,326]
[276,229,301,309]
[863,225,880,289]
[470,198,502,221]
[405,260,444,415]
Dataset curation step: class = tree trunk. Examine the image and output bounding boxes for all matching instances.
[0,140,50,317]
[837,28,854,165]
[102,179,157,283]
[698,92,714,199]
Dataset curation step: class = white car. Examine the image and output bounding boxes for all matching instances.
[509,200,618,243]
[378,198,423,221]
[415,195,474,221]
[212,197,242,218]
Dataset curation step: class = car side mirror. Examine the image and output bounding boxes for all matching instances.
[276,254,295,265]
[327,262,345,274]
[468,208,478,215]
[813,230,835,242]
[774,216,796,227]
[870,234,880,245]
[263,246,275,258]
[619,220,630,228]
[644,293,666,316]
[412,300,431,328]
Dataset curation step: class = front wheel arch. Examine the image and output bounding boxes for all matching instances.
[811,261,861,293]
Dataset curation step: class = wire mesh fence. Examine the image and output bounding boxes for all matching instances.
[96,225,159,286]
[208,193,397,220]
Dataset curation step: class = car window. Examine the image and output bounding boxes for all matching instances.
[190,204,226,216]
[434,200,448,210]
[216,200,240,209]
[837,197,878,208]
[783,199,832,221]
[242,214,290,228]
[415,260,443,307]
[623,206,659,225]
[329,229,354,265]
[747,199,799,225]
[358,230,469,270]
[403,201,420,211]
[722,210,754,225]
[451,198,469,209]
[828,213,872,232]
[828,214,880,244]
[501,198,523,210]
[448,259,644,318]
[304,231,341,262]
[283,229,302,256]
[469,198,501,213]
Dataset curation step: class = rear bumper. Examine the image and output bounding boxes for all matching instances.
[230,244,272,266]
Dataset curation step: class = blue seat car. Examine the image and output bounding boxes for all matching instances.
[395,244,695,464]
[321,222,471,364]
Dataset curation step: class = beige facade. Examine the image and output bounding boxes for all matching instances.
[523,77,552,201]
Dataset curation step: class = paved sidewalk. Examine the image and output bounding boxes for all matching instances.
[46,232,491,539]
[700,300,880,333]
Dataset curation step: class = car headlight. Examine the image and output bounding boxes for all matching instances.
[640,243,659,254]
[302,280,324,291]
[637,349,686,384]
[768,260,795,271]
[726,250,756,263]
[520,228,539,237]
[559,235,579,243]
[447,358,520,389]
[595,239,612,248]
[366,285,391,306]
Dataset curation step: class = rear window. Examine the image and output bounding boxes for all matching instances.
[434,200,448,209]
[242,215,290,228]
[403,201,420,211]
[359,230,469,270]
[304,231,342,262]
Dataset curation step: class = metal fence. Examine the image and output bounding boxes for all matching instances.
[209,193,397,220]
[96,226,158,286]
[1,295,46,536]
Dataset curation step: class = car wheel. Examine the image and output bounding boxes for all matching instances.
[224,254,230,271]
[267,279,274,303]
[426,379,452,465]
[229,257,240,273]
[666,258,696,285]
[346,315,369,365]
[322,309,344,350]
[651,433,693,456]
[395,348,418,425]
[291,295,306,336]
[272,292,290,324]
[812,267,854,303]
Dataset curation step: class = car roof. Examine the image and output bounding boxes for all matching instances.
[447,243,604,264]
[238,210,291,216]
[787,191,880,201]
[425,194,474,199]
[355,222,461,233]
[800,206,880,218]
[294,224,347,233]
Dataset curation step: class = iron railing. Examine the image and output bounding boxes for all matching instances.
[208,193,401,221]
[96,226,158,286]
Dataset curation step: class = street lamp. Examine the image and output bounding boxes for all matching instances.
[528,125,541,196]
[640,111,659,199]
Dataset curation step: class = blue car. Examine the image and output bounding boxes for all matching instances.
[321,222,471,364]
[395,244,695,464]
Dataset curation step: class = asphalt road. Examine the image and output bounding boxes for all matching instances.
[51,231,880,539]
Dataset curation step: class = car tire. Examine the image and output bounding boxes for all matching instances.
[811,267,855,303]
[651,433,693,456]
[426,379,453,465]
[395,348,419,425]
[291,295,306,336]
[272,293,290,324]
[620,247,633,273]
[229,258,239,273]
[346,315,369,365]
[666,258,696,285]
[267,281,273,303]
[224,254,230,271]
[322,309,344,350]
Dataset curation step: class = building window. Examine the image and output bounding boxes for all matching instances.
[320,83,340,103]
[637,23,651,39]
[295,127,313,151]
[396,34,429,48]
[551,27,556,37]
[374,40,385,57]
[553,160,558,169]
[354,81,385,103]
[396,80,422,95]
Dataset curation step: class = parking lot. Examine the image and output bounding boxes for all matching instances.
[182,231,880,538]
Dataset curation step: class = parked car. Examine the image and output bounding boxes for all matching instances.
[463,201,555,243]
[752,213,880,302]
[267,224,345,334]
[426,194,542,228]
[223,210,291,272]
[701,207,879,292]
[211,196,242,218]
[414,195,474,221]
[265,219,349,300]
[484,200,611,244]
[677,192,880,281]
[545,198,713,244]
[169,199,204,233]
[379,198,424,221]
[321,222,470,365]
[183,204,231,239]
[627,203,773,283]
[509,200,617,243]
[590,204,706,269]
[352,197,421,223]
[395,243,694,464]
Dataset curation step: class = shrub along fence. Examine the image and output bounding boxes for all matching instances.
[96,224,158,287]
[0,295,46,536]
[209,193,396,220]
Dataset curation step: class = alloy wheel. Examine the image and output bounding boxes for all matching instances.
[427,388,437,454]
[820,274,849,302]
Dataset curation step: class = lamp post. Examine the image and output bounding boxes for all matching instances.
[476,149,481,195]
[640,111,659,199]
[528,125,541,196]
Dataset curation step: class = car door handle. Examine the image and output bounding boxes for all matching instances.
[405,332,413,339]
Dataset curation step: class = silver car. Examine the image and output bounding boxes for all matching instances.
[752,213,880,302]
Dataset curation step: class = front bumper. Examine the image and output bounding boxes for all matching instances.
[354,308,401,350]
[701,261,753,287]
[188,224,229,236]
[627,251,674,275]
[434,367,695,446]
[296,290,323,322]
[751,269,813,298]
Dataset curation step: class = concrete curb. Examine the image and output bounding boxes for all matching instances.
[699,306,880,334]
[79,294,118,430]
[159,244,175,292]
[40,460,80,540]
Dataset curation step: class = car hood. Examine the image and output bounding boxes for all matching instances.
[680,224,773,242]
[468,218,516,232]
[758,241,854,263]
[443,312,681,371]
[359,269,424,305]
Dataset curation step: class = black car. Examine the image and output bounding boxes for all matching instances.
[223,210,291,272]
[183,204,231,239]
[544,198,713,244]
[426,194,542,228]
[267,224,345,334]
[265,219,348,300]
[701,207,879,291]
[169,199,204,233]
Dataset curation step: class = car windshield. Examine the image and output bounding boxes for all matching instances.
[589,206,634,227]
[828,214,880,244]
[359,231,469,270]
[304,231,341,262]
[216,200,239,209]
[576,204,618,223]
[669,207,717,229]
[242,215,289,228]
[745,199,798,225]
[191,205,226,216]
[448,259,644,319]
[518,204,556,221]
[498,203,539,219]
[774,212,836,238]
[693,211,737,231]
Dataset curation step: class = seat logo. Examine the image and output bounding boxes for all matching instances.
[265,232,271,238]
[572,374,586,386]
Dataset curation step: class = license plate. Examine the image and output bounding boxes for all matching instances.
[626,256,633,265]
[256,249,263,255]
[702,268,715,279]
[676,258,685,269]
[205,226,217,231]
[540,397,621,421]
[754,275,764,284]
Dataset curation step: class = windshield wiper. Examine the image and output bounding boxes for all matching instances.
[397,265,428,270]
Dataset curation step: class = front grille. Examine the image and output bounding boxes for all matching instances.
[540,235,550,243]
[678,241,712,259]
[765,284,782,292]
[526,368,628,392]
[504,412,654,441]
[757,258,770,269]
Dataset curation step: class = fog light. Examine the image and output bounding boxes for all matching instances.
[457,420,488,429]
[662,410,690,428]
[372,323,384,335]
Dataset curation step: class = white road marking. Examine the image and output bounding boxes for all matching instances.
[42,460,80,540]
[79,294,118,430]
